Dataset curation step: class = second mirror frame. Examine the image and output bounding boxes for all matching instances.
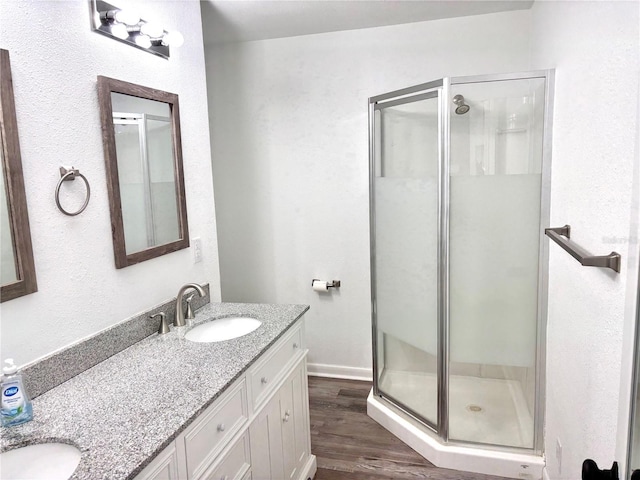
[1,48,38,301]
[97,76,189,269]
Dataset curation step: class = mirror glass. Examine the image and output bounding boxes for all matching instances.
[1,48,38,302]
[98,76,189,269]
[0,132,18,285]
[111,93,180,254]
[1,129,18,284]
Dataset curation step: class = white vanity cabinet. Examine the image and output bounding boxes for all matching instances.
[134,319,316,480]
[249,360,310,480]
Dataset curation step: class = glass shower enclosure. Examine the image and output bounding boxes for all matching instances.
[369,71,553,452]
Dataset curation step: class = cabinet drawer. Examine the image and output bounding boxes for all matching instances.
[249,325,302,409]
[203,432,250,480]
[184,379,248,479]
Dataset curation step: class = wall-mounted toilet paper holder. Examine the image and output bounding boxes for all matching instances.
[311,279,341,288]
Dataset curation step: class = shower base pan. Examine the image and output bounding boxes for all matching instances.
[367,390,545,479]
[378,370,533,448]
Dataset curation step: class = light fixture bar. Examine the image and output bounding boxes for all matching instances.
[90,0,183,59]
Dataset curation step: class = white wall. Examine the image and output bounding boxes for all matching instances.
[529,1,640,478]
[0,0,221,366]
[205,10,532,377]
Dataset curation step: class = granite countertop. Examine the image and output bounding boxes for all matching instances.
[0,302,309,479]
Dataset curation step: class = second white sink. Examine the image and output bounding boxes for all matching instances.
[185,316,262,343]
[0,443,81,480]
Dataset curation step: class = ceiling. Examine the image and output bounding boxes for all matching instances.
[201,0,534,46]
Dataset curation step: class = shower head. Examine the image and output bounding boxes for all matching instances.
[453,94,470,115]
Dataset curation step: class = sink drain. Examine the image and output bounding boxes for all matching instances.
[466,404,483,413]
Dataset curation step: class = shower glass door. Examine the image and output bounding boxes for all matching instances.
[448,76,547,449]
[372,88,442,429]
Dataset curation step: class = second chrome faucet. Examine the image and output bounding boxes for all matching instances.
[175,283,205,327]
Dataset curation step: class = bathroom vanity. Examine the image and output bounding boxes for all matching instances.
[136,318,314,480]
[0,302,316,480]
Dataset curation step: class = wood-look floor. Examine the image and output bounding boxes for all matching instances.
[308,376,513,480]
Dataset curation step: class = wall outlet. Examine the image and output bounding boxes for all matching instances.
[556,438,562,475]
[193,237,202,263]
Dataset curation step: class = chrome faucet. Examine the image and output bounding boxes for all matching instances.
[175,283,205,327]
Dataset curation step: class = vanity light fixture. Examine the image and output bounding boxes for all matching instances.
[112,9,140,26]
[140,22,164,39]
[110,23,129,40]
[134,34,152,49]
[90,0,184,59]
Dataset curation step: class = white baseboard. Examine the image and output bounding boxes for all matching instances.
[307,363,373,381]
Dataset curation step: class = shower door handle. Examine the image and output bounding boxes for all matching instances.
[545,225,621,273]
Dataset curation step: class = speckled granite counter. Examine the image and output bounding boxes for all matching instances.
[0,302,309,479]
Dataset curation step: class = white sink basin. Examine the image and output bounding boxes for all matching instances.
[1,443,81,480]
[185,316,262,343]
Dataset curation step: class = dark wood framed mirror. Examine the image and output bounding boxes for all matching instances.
[1,49,38,302]
[97,76,189,269]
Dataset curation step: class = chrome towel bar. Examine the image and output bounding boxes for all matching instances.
[545,225,621,273]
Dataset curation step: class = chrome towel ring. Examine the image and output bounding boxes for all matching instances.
[55,166,90,216]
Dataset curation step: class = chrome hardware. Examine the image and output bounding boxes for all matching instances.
[217,423,225,432]
[283,410,290,422]
[261,377,268,384]
[175,283,205,327]
[293,342,299,349]
[151,312,169,335]
[185,293,195,320]
[55,166,91,216]
[545,225,621,273]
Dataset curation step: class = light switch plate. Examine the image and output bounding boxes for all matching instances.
[193,237,202,263]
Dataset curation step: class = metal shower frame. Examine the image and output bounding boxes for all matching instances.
[368,70,555,455]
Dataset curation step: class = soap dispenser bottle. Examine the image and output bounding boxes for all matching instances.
[1,358,33,427]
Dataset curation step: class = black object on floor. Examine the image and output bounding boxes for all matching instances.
[631,470,640,480]
[582,459,619,480]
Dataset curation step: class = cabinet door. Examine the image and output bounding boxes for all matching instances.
[280,362,310,480]
[249,391,284,480]
[291,362,311,477]
[280,377,296,480]
[250,357,312,480]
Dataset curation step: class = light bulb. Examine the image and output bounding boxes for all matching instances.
[135,34,152,49]
[140,22,164,39]
[114,9,140,26]
[162,30,184,48]
[111,23,129,40]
